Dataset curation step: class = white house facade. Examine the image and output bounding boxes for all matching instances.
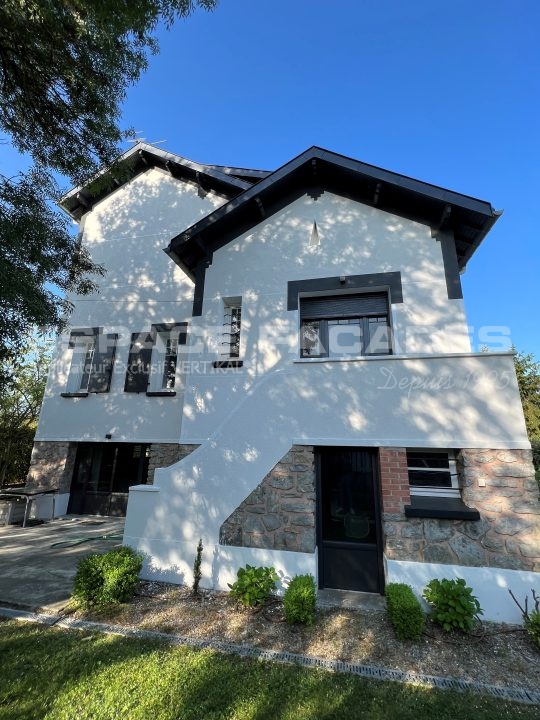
[27,144,539,622]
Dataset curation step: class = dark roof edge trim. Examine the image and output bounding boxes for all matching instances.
[205,164,271,180]
[460,209,503,268]
[168,146,499,262]
[59,143,252,219]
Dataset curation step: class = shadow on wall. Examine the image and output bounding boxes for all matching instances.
[137,352,527,558]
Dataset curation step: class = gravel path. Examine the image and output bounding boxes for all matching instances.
[38,581,540,700]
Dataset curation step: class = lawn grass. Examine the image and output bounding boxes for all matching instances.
[0,619,536,720]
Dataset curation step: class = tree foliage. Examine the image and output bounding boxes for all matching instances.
[514,349,540,443]
[0,167,104,366]
[0,0,217,183]
[0,338,52,487]
[0,0,217,365]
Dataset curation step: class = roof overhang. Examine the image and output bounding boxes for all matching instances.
[166,146,501,279]
[59,143,264,220]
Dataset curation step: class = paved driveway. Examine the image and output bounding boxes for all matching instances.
[0,516,125,612]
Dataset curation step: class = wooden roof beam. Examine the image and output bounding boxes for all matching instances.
[255,196,266,218]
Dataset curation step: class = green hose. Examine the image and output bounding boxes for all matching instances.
[50,534,123,549]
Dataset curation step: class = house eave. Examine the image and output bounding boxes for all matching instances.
[58,143,255,221]
[167,146,501,273]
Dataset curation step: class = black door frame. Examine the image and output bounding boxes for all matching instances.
[315,446,385,593]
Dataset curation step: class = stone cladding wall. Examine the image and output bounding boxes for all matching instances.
[205,442,539,572]
[147,444,199,484]
[383,448,540,572]
[25,441,77,493]
[219,446,316,553]
[25,442,199,493]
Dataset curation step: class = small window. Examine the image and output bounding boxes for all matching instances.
[221,298,242,359]
[407,450,460,498]
[299,292,391,358]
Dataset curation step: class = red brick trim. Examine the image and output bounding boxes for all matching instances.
[379,447,410,514]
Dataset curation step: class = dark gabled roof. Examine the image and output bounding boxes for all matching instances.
[59,143,255,220]
[204,164,271,183]
[166,146,501,280]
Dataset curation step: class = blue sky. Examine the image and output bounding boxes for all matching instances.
[130,0,539,359]
[3,0,539,356]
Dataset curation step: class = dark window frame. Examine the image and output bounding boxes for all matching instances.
[214,298,243,368]
[62,328,118,397]
[299,292,392,359]
[406,449,460,498]
[124,323,188,395]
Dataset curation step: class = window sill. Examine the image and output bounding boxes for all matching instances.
[212,360,243,369]
[294,354,391,364]
[61,392,88,398]
[404,496,480,521]
[146,390,176,397]
[294,351,513,363]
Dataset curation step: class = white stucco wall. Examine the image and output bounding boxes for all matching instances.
[123,487,317,592]
[124,351,529,590]
[180,193,480,442]
[36,169,226,442]
[202,190,469,353]
[122,189,529,594]
[386,558,539,624]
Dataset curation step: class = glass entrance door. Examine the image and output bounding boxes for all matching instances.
[68,443,149,516]
[317,448,383,593]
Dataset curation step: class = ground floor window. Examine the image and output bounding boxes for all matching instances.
[406,449,460,498]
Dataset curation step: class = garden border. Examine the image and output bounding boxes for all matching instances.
[0,605,538,706]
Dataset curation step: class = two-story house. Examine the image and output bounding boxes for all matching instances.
[27,144,539,622]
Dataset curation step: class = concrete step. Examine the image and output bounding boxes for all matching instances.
[317,588,386,612]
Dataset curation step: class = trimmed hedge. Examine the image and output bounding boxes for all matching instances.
[283,574,316,625]
[385,583,425,641]
[72,546,143,608]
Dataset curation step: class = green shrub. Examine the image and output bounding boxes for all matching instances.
[385,583,425,641]
[72,546,143,609]
[283,574,316,625]
[228,564,278,608]
[525,611,540,652]
[423,577,482,632]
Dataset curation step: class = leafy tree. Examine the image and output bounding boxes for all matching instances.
[0,0,217,367]
[513,349,540,481]
[0,167,103,369]
[0,338,52,487]
[0,0,217,182]
[514,349,540,443]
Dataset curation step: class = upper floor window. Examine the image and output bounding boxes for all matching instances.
[221,298,242,359]
[63,328,118,397]
[211,298,244,370]
[65,333,94,394]
[124,323,187,395]
[299,292,391,358]
[406,450,459,498]
[148,329,179,392]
